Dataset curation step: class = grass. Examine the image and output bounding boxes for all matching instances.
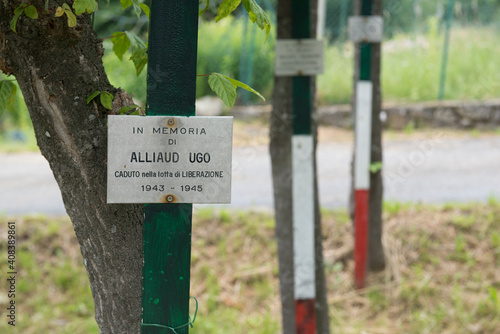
[0,129,38,153]
[99,23,500,106]
[319,26,500,105]
[0,216,98,334]
[1,201,500,333]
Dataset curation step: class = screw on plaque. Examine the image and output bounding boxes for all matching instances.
[162,194,177,203]
[166,118,177,127]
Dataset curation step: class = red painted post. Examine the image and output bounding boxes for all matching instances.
[295,299,317,333]
[354,190,369,288]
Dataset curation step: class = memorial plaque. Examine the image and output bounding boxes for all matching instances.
[275,39,324,76]
[348,16,383,43]
[107,115,233,204]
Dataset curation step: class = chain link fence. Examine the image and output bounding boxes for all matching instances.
[323,0,500,41]
[230,0,500,105]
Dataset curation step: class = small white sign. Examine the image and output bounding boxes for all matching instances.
[107,115,233,204]
[275,39,324,76]
[348,16,383,43]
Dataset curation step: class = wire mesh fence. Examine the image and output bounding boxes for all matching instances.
[323,0,500,41]
[231,0,500,105]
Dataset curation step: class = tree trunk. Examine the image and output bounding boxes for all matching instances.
[350,0,385,271]
[0,2,143,333]
[367,0,385,271]
[271,0,330,332]
[271,3,295,332]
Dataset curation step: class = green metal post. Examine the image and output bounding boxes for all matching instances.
[360,0,373,81]
[292,0,312,135]
[141,1,198,333]
[438,0,455,100]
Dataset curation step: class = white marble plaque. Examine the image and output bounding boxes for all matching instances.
[348,16,383,43]
[275,39,324,76]
[107,115,233,204]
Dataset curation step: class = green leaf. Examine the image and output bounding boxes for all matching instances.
[8,83,17,105]
[55,6,65,17]
[24,5,38,19]
[120,0,133,10]
[0,81,16,118]
[86,91,101,104]
[208,73,237,107]
[131,0,142,17]
[226,76,265,101]
[242,0,271,39]
[126,31,148,75]
[369,162,383,173]
[10,11,23,33]
[139,3,150,19]
[215,0,242,22]
[65,10,77,27]
[10,4,26,33]
[62,3,77,27]
[125,31,147,50]
[100,92,114,110]
[73,0,97,15]
[118,104,139,115]
[111,32,131,61]
[199,0,210,15]
[14,4,27,14]
[130,48,148,76]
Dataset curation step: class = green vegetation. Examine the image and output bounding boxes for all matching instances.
[0,216,98,334]
[319,26,500,105]
[1,200,499,333]
[3,21,500,149]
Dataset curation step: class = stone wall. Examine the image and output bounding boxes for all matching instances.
[230,99,500,130]
[318,99,500,129]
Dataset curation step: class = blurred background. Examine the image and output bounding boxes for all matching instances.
[2,0,500,147]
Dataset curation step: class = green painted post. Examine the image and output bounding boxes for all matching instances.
[438,0,455,100]
[141,1,199,333]
[360,0,373,81]
[292,0,312,135]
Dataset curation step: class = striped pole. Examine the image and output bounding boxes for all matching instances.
[141,1,198,333]
[354,0,374,290]
[291,0,316,332]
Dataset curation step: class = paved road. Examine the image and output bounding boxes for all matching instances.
[1,135,499,215]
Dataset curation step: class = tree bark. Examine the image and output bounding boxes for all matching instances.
[271,0,330,332]
[350,0,385,271]
[271,3,295,332]
[367,0,385,271]
[0,2,143,333]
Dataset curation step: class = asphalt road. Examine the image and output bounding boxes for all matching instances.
[1,135,499,215]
